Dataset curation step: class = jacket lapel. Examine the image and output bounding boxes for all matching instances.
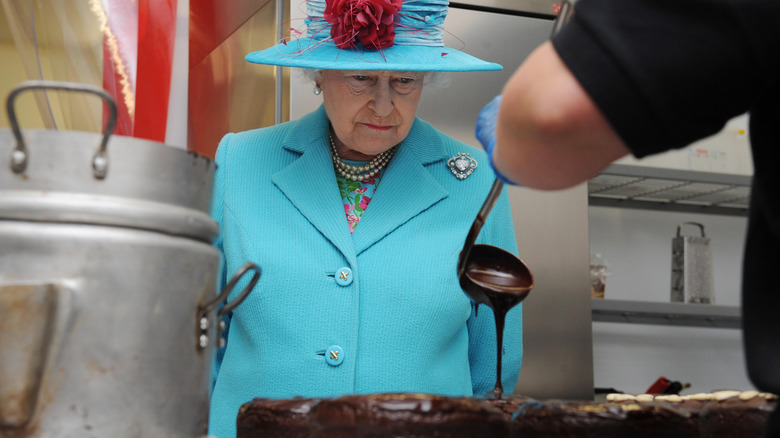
[272,108,356,261]
[352,119,450,255]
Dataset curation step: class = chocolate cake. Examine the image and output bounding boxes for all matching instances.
[236,397,318,438]
[606,392,708,436]
[510,398,699,437]
[234,391,777,438]
[699,390,776,438]
[482,393,534,419]
[308,393,507,437]
[603,390,778,438]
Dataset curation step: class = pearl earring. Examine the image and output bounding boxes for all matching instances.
[313,85,322,95]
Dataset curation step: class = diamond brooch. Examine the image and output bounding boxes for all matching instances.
[447,152,478,180]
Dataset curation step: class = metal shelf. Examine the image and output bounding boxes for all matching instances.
[591,298,741,329]
[588,164,752,217]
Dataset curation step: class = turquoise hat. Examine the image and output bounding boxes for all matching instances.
[245,0,502,72]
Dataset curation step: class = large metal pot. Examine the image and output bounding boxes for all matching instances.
[0,81,257,437]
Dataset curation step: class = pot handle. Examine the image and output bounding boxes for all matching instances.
[196,262,261,350]
[6,80,118,179]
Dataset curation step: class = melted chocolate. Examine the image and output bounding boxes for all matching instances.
[460,245,533,398]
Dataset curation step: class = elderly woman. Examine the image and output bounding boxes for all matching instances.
[208,1,523,436]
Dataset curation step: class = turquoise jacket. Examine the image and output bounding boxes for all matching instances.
[208,106,522,438]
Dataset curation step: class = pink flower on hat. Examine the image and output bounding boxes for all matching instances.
[324,0,402,50]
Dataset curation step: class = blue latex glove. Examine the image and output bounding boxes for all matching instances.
[475,95,518,185]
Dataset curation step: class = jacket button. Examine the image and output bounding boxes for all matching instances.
[335,267,353,286]
[326,345,344,366]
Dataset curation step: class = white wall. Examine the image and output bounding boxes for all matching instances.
[615,114,753,175]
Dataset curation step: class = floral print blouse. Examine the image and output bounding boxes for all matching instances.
[336,165,382,234]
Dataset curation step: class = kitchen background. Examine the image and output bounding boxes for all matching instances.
[0,0,755,398]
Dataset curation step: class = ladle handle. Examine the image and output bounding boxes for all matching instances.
[457,179,505,277]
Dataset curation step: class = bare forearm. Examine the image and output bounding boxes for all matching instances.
[493,42,630,190]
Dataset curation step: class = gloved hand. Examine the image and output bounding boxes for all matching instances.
[475,95,518,185]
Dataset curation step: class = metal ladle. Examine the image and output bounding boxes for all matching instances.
[457,179,534,397]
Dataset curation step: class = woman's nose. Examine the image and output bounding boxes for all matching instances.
[369,80,394,117]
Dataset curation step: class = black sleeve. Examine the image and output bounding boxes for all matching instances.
[551,0,776,158]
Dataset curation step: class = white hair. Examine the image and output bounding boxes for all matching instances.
[294,68,451,89]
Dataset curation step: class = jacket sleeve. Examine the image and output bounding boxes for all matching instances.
[466,185,524,395]
[210,134,232,389]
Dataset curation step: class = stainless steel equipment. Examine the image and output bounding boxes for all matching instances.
[0,81,257,437]
[671,222,716,304]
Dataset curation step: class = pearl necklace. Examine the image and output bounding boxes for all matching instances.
[329,133,397,182]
